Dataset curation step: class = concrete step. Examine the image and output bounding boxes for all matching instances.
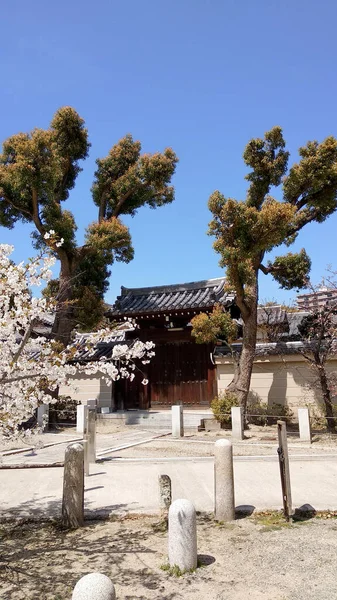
[97,409,213,429]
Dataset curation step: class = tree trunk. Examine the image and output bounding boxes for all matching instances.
[228,276,258,417]
[51,258,76,347]
[316,364,337,433]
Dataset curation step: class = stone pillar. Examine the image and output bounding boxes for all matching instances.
[37,404,49,431]
[159,474,172,513]
[86,409,96,463]
[168,499,197,571]
[172,404,184,438]
[214,439,235,521]
[298,407,311,443]
[62,442,84,529]
[72,573,116,600]
[82,439,89,477]
[76,404,88,435]
[231,406,244,441]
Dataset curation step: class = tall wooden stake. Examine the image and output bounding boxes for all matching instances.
[277,420,292,521]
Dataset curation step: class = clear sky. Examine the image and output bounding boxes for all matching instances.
[1,0,336,306]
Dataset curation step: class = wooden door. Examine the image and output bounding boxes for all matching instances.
[149,342,216,406]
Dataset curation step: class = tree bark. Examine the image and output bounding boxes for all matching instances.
[316,364,337,432]
[51,257,76,347]
[228,275,258,416]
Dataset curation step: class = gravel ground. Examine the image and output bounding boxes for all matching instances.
[1,513,337,600]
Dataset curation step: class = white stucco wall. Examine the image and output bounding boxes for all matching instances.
[216,354,337,410]
[59,372,113,408]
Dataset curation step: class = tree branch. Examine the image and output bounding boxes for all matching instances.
[31,188,45,235]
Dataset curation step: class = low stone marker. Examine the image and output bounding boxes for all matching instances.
[298,407,311,443]
[231,406,244,440]
[159,474,172,513]
[214,438,235,521]
[62,442,84,529]
[168,498,197,571]
[86,409,97,463]
[76,404,89,435]
[37,404,49,431]
[72,573,116,600]
[172,404,184,438]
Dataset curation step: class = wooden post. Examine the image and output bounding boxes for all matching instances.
[277,420,292,521]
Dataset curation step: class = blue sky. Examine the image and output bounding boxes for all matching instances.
[1,0,336,305]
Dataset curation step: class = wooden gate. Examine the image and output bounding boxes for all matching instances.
[115,342,216,409]
[149,342,215,406]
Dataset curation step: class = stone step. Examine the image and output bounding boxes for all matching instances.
[96,410,213,429]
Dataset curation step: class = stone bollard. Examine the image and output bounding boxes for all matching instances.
[82,439,89,476]
[72,573,116,600]
[159,474,172,513]
[214,439,235,521]
[77,404,89,435]
[37,404,49,431]
[86,409,97,463]
[172,404,184,438]
[298,408,311,443]
[62,443,84,529]
[231,406,244,441]
[168,499,197,571]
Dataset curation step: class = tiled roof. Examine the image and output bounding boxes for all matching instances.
[257,306,288,326]
[215,341,310,357]
[109,278,234,316]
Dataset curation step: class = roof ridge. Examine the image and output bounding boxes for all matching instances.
[120,277,227,297]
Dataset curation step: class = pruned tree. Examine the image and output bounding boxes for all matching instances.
[0,108,178,345]
[207,127,337,413]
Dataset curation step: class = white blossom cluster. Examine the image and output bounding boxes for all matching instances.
[0,242,155,438]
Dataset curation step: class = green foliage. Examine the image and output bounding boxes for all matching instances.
[191,304,237,344]
[246,398,294,425]
[209,128,337,296]
[211,391,293,426]
[160,563,199,576]
[91,134,178,218]
[211,391,239,425]
[267,249,311,290]
[0,108,178,336]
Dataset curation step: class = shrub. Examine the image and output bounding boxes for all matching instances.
[49,396,79,425]
[246,397,294,426]
[211,391,239,425]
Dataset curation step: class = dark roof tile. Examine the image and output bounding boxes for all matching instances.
[109,277,234,316]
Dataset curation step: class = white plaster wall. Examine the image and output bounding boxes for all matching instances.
[59,371,112,408]
[216,355,337,410]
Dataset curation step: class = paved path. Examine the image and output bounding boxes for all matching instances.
[1,430,168,464]
[1,453,337,519]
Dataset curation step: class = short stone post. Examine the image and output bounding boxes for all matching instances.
[62,442,84,529]
[159,474,172,514]
[231,406,244,441]
[76,404,89,434]
[298,407,311,443]
[214,439,235,521]
[86,409,96,463]
[83,439,89,476]
[172,404,184,438]
[72,573,116,600]
[168,499,197,571]
[37,404,49,431]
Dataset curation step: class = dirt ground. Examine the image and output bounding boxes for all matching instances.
[3,422,337,459]
[1,512,337,600]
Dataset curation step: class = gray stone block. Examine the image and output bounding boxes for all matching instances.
[168,498,197,571]
[72,573,116,599]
